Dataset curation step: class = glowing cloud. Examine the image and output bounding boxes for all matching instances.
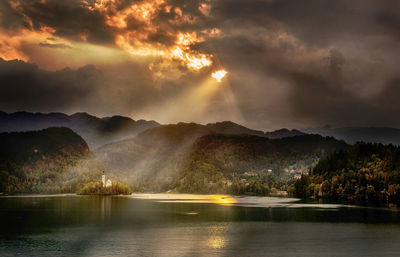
[211,70,228,83]
[1,0,220,76]
[85,0,214,72]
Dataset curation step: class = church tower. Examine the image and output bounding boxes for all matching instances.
[102,171,106,187]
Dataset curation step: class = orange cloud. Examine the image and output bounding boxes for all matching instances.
[199,2,211,16]
[84,0,216,72]
[1,0,221,77]
[0,28,53,62]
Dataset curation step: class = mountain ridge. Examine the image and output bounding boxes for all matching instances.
[0,111,310,149]
[305,127,400,145]
[0,111,159,148]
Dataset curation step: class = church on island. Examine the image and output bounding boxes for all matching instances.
[102,171,112,188]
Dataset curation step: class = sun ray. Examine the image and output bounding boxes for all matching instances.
[211,70,228,83]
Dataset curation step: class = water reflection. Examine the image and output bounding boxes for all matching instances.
[1,195,400,256]
[129,193,345,209]
[101,196,112,224]
[211,195,237,206]
[207,224,229,249]
[208,235,226,249]
[129,193,237,206]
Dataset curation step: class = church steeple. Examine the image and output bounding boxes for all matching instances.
[102,171,106,186]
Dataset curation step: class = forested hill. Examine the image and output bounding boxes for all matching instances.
[0,127,89,161]
[95,122,311,182]
[0,127,103,194]
[0,111,159,148]
[188,134,348,174]
[95,123,348,194]
[174,134,349,193]
[295,142,400,205]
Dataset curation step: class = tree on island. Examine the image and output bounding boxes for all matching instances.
[78,180,132,195]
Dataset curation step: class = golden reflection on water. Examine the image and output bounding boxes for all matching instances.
[129,193,237,206]
[206,224,229,249]
[210,195,237,206]
[101,196,112,224]
[207,235,226,249]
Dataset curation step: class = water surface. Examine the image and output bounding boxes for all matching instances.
[1,194,400,256]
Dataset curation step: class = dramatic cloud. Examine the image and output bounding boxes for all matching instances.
[1,0,400,129]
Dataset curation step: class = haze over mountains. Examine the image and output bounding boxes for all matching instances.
[206,121,306,139]
[0,111,159,148]
[0,116,321,194]
[3,110,400,197]
[3,111,400,150]
[305,127,400,146]
[0,111,306,149]
[178,134,348,194]
[95,122,348,192]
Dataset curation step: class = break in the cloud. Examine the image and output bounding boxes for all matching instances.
[0,0,400,129]
[0,0,218,71]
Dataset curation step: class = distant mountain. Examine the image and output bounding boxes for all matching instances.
[305,127,400,145]
[264,128,306,139]
[95,122,347,193]
[0,111,307,148]
[95,122,306,179]
[206,121,264,136]
[0,127,102,194]
[206,121,306,139]
[95,123,213,188]
[0,111,159,148]
[135,122,212,146]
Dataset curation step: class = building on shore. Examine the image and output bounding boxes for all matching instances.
[102,171,106,186]
[102,171,112,188]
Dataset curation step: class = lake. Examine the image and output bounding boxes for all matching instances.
[1,194,400,257]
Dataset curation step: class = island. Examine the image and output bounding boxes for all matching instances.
[78,172,132,195]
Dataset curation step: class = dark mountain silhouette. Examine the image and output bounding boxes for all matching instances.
[0,127,102,194]
[264,128,306,138]
[135,122,212,146]
[206,121,264,136]
[305,127,400,145]
[0,111,159,148]
[0,111,308,149]
[206,121,306,138]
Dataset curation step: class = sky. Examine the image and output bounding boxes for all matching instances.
[0,0,400,130]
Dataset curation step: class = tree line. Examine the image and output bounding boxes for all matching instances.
[293,142,400,205]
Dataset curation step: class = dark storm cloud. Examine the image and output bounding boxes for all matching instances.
[211,0,400,45]
[2,0,114,44]
[201,0,400,128]
[377,78,400,116]
[1,0,400,128]
[38,42,71,49]
[0,0,212,47]
[0,58,102,111]
[0,58,164,116]
[0,1,26,30]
